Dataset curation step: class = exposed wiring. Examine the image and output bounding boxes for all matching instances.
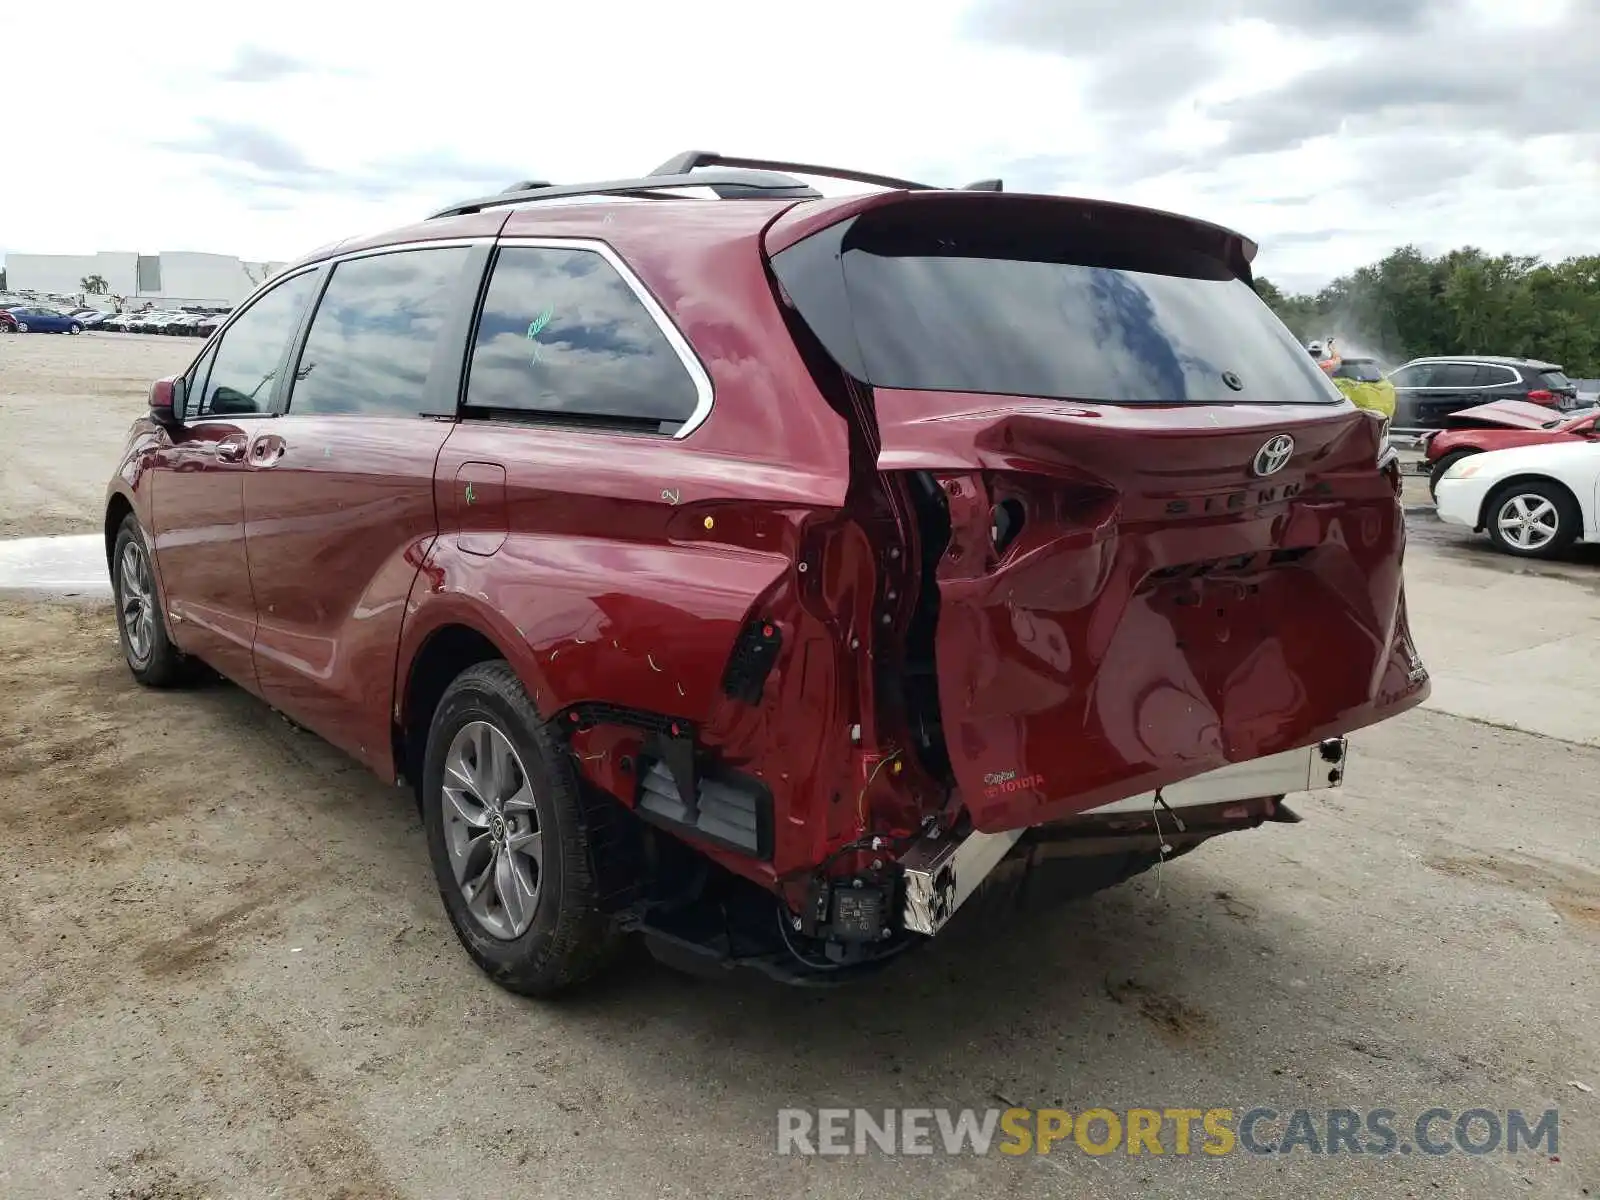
[774,829,919,885]
[856,748,903,826]
[776,905,845,970]
[773,903,921,973]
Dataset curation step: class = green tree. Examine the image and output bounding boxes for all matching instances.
[1257,246,1600,377]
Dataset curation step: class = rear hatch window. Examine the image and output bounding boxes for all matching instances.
[771,199,1340,407]
[1538,370,1575,392]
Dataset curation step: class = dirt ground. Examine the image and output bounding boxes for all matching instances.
[0,334,1596,1199]
[0,332,197,539]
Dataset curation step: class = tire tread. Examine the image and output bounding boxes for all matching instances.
[424,660,623,996]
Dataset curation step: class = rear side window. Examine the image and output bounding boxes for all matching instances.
[1428,364,1479,388]
[1538,370,1573,391]
[772,203,1339,406]
[194,272,318,418]
[1472,364,1518,387]
[288,247,471,417]
[464,245,702,430]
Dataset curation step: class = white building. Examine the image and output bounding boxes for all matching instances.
[3,250,288,309]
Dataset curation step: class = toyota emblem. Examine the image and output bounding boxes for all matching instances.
[1252,434,1295,477]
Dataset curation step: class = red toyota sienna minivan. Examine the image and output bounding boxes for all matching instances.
[104,152,1429,994]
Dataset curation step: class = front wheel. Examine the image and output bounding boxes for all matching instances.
[422,661,623,996]
[1484,480,1579,559]
[111,515,191,686]
[16,322,28,333]
[68,322,83,334]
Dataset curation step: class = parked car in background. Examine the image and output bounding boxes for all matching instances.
[1327,356,1397,423]
[93,308,230,336]
[1419,400,1600,496]
[0,310,17,334]
[103,151,1427,995]
[1391,356,1579,428]
[127,310,176,334]
[1434,440,1600,558]
[1,306,85,334]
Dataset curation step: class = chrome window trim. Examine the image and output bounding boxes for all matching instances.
[215,237,496,339]
[318,236,496,266]
[1393,360,1524,390]
[180,259,325,374]
[182,263,326,424]
[492,235,714,439]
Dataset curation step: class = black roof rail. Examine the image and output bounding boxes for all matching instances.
[429,168,822,220]
[649,150,939,193]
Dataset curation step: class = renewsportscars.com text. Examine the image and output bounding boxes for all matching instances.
[776,1107,1559,1158]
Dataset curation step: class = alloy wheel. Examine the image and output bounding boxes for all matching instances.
[441,720,544,941]
[1495,493,1560,552]
[118,540,156,665]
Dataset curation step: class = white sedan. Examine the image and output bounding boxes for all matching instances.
[1434,441,1600,558]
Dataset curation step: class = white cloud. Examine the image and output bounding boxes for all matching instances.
[3,0,1594,290]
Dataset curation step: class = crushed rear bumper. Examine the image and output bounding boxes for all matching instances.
[901,738,1347,935]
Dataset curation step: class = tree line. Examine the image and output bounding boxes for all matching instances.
[1256,246,1600,379]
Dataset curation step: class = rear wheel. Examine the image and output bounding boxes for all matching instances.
[1428,449,1477,499]
[1484,480,1579,559]
[422,661,623,996]
[16,321,28,333]
[68,322,82,334]
[112,515,190,686]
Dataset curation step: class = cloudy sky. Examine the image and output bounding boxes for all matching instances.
[4,0,1595,292]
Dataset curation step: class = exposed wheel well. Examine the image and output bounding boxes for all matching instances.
[105,494,134,563]
[1476,474,1580,531]
[396,624,507,795]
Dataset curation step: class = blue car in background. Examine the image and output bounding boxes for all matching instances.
[1,306,85,334]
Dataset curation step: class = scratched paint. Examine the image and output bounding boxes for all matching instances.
[0,535,110,597]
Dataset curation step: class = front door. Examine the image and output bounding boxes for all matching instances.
[149,270,320,691]
[244,243,483,772]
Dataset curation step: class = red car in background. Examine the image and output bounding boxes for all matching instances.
[0,309,18,334]
[1420,400,1600,495]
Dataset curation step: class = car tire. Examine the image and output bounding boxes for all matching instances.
[1428,449,1477,499]
[16,322,28,333]
[422,661,623,996]
[68,322,83,334]
[111,514,192,686]
[1483,480,1580,560]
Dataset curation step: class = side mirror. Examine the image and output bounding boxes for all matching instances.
[149,376,186,425]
